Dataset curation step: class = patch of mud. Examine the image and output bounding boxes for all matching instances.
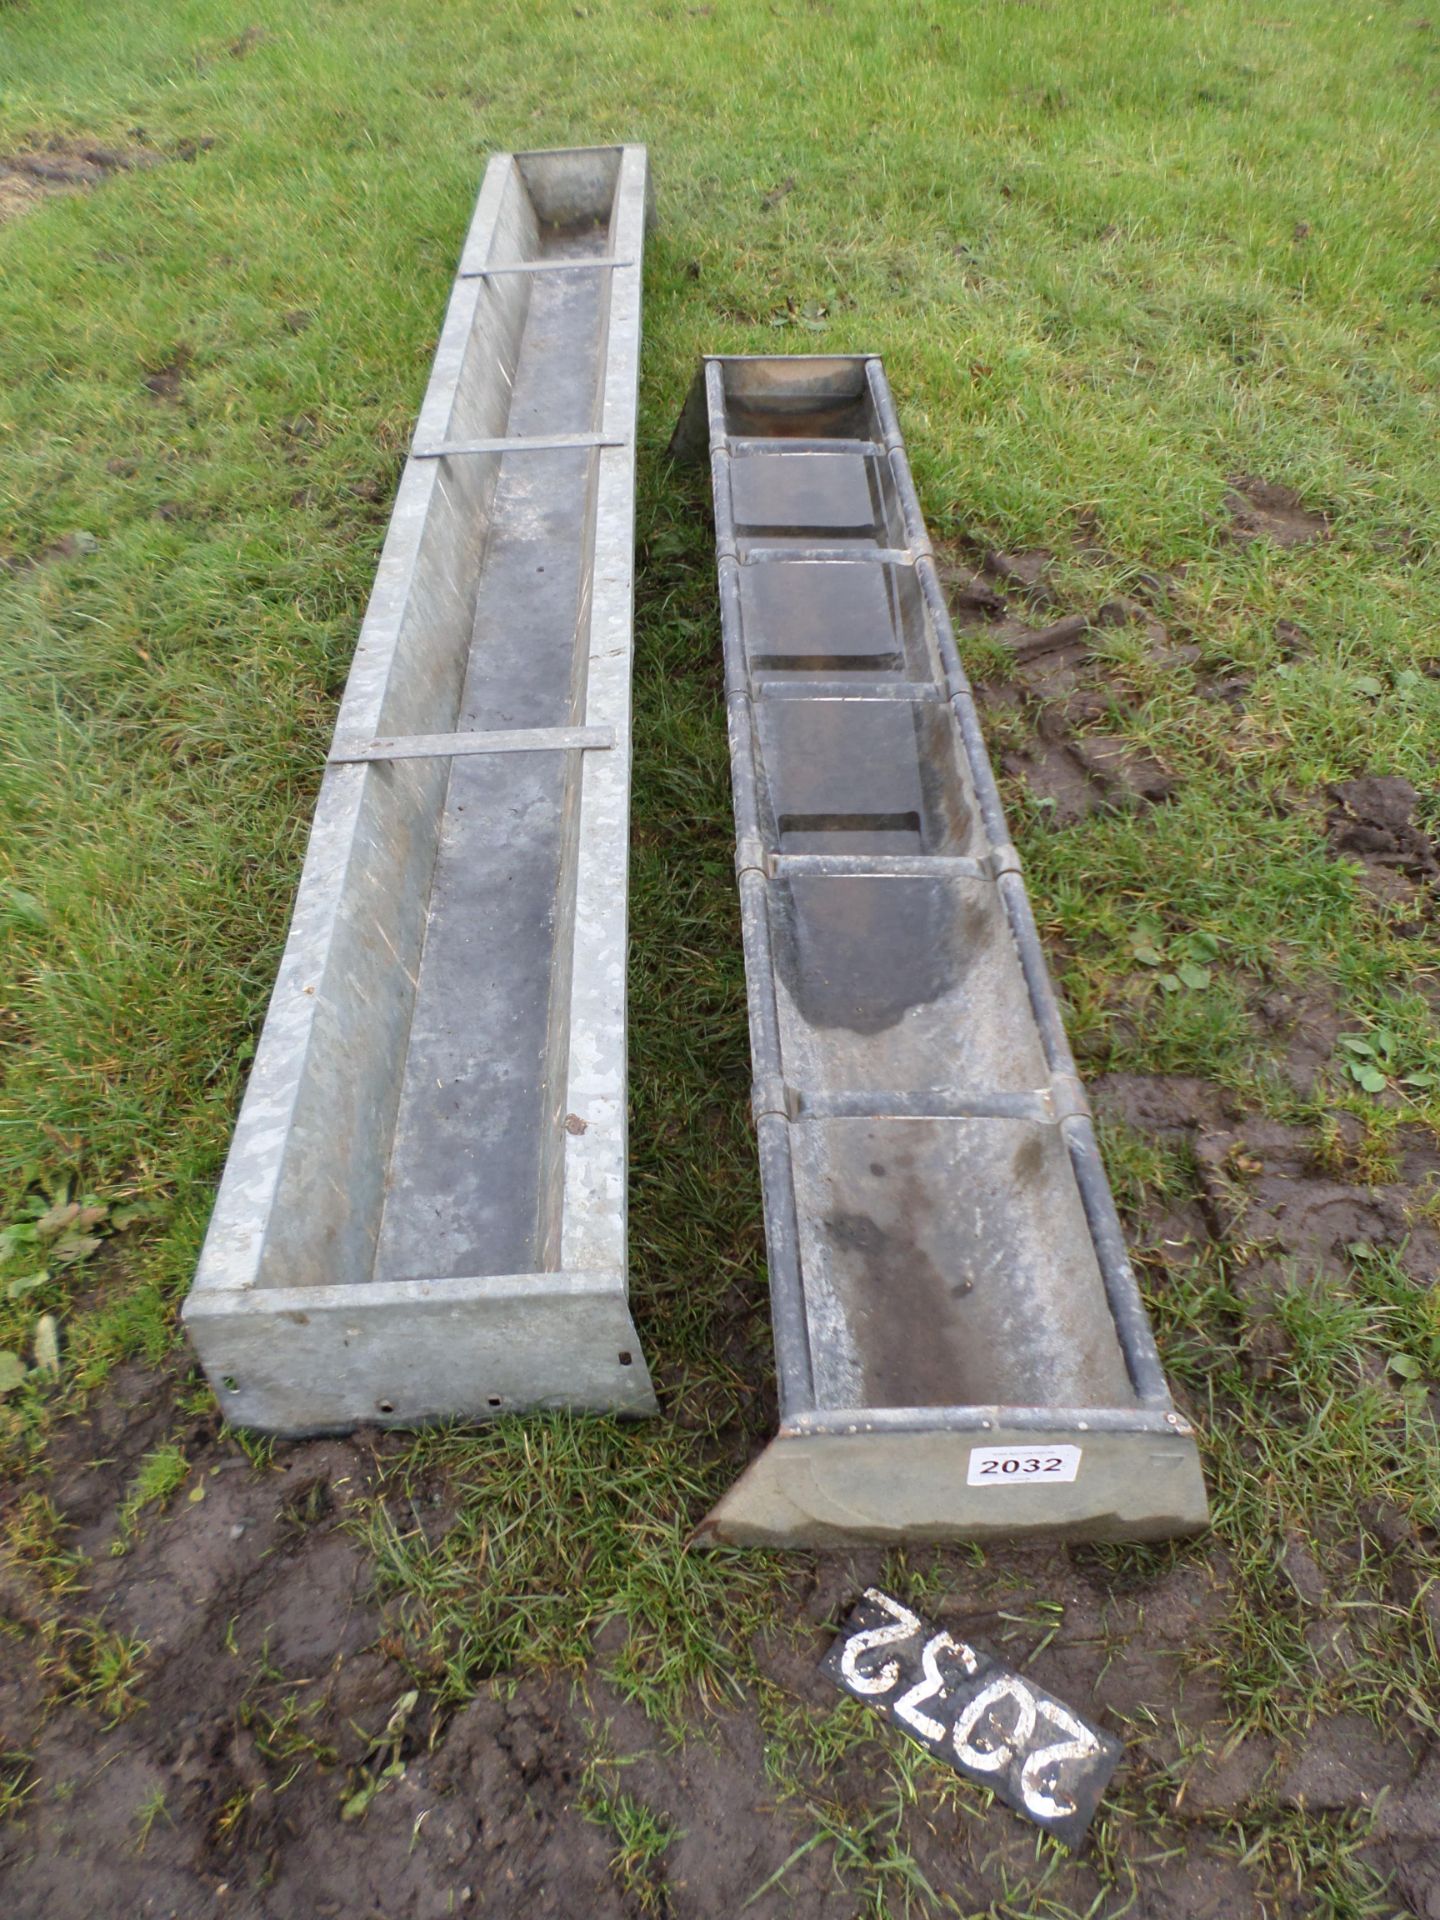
[8,1353,1440,1917]
[0,1383,416,1919]
[0,140,162,226]
[1326,775,1438,914]
[0,531,101,578]
[1224,476,1331,548]
[939,554,1187,824]
[576,1675,839,1917]
[1096,1071,1440,1385]
[980,544,1061,608]
[143,344,193,404]
[1092,1073,1238,1136]
[1191,1116,1440,1284]
[1276,1713,1416,1813]
[0,1364,838,1920]
[1095,1081,1440,1285]
[1251,981,1346,1097]
[998,730,1177,826]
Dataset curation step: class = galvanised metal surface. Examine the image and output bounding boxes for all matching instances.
[673,356,1209,1544]
[183,147,656,1432]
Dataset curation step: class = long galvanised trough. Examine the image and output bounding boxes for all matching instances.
[674,356,1208,1544]
[183,146,657,1432]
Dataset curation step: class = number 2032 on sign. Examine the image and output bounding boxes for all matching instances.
[821,1588,1122,1850]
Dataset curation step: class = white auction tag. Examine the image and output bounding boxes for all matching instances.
[967,1444,1082,1486]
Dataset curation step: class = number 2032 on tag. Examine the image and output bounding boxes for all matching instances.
[967,1443,1082,1486]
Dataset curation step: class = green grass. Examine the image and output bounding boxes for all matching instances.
[2,0,1439,1911]
[582,1744,682,1916]
[110,1439,191,1550]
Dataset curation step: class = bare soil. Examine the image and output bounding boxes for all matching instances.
[1327,776,1439,916]
[3,1341,1440,1917]
[0,133,214,228]
[940,549,1188,821]
[1223,477,1332,548]
[0,140,161,226]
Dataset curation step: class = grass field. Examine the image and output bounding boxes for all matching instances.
[2,1,1439,1914]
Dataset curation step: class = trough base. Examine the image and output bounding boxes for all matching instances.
[694,1422,1209,1547]
[183,1272,657,1435]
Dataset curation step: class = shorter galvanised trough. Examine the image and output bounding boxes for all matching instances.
[183,146,656,1432]
[674,356,1209,1544]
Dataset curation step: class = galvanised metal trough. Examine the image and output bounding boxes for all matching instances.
[183,146,656,1431]
[674,356,1209,1544]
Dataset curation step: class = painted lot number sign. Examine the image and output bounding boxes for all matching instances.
[822,1588,1122,1850]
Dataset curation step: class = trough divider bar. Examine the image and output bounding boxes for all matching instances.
[187,1270,627,1316]
[749,678,945,702]
[458,256,635,277]
[795,1088,1055,1123]
[328,725,614,765]
[769,851,987,879]
[741,546,917,566]
[412,433,627,457]
[727,436,882,456]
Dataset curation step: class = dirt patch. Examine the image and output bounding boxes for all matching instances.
[1092,1072,1238,1136]
[143,345,193,404]
[995,727,1178,826]
[0,140,163,226]
[1095,1070,1440,1386]
[1094,1078,1440,1284]
[1224,476,1331,547]
[4,1347,1440,1914]
[0,1367,836,1920]
[1326,775,1438,913]
[1190,1115,1440,1285]
[1252,981,1346,1097]
[980,544,1062,608]
[0,1386,421,1919]
[939,553,1187,823]
[0,530,100,578]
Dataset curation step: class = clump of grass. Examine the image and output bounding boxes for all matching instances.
[582,1751,681,1916]
[243,1689,339,1793]
[112,1441,189,1550]
[0,1745,35,1823]
[361,1414,796,1727]
[39,1616,148,1725]
[0,1488,84,1597]
[132,1784,171,1854]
